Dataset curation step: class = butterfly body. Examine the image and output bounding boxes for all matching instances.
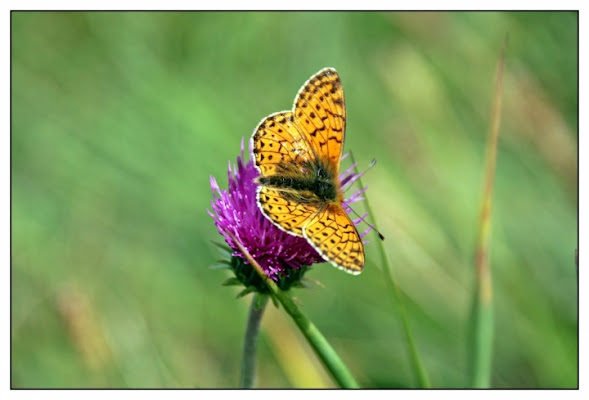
[251,68,364,274]
[256,157,341,204]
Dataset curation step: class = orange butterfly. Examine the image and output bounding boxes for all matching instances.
[251,68,364,274]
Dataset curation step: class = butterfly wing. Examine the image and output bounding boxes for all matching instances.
[293,68,346,172]
[257,186,320,236]
[251,111,314,177]
[303,203,364,274]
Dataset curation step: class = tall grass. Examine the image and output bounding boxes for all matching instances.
[468,38,507,388]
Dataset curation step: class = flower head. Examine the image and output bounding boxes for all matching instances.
[208,139,369,289]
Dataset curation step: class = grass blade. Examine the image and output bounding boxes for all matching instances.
[349,153,430,388]
[469,37,508,388]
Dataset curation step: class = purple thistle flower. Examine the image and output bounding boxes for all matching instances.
[208,139,370,284]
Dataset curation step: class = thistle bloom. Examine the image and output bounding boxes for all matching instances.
[208,139,369,286]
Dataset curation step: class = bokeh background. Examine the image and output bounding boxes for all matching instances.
[11,11,577,388]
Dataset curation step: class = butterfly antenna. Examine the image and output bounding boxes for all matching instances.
[343,152,385,241]
[346,205,385,241]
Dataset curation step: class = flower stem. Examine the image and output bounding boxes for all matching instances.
[239,292,269,388]
[275,292,359,388]
[227,231,360,388]
[349,153,430,388]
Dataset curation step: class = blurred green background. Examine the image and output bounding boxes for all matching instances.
[11,11,577,388]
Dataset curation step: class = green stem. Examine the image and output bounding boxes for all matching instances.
[350,153,430,388]
[227,231,360,389]
[239,292,269,388]
[469,281,494,387]
[385,260,431,389]
[272,288,359,388]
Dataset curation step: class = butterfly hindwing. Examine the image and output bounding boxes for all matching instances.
[303,203,364,274]
[257,186,319,237]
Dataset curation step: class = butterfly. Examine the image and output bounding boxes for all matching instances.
[250,68,364,274]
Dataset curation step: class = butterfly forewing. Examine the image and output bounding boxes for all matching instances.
[293,68,346,171]
[252,111,314,176]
